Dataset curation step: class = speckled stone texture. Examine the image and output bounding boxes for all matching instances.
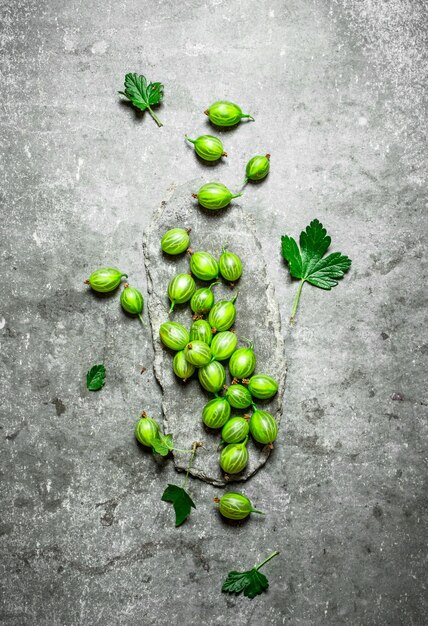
[1,0,427,625]
[143,181,285,485]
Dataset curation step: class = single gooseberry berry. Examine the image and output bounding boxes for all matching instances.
[202,397,231,429]
[208,294,237,332]
[161,228,191,255]
[173,350,195,381]
[214,492,264,520]
[185,134,227,161]
[219,438,249,474]
[189,251,219,281]
[167,273,196,313]
[249,410,278,445]
[184,341,212,367]
[159,322,189,351]
[192,182,242,211]
[218,246,243,282]
[84,267,128,293]
[198,360,226,393]
[120,283,144,324]
[204,101,255,127]
[210,331,237,361]
[228,339,256,379]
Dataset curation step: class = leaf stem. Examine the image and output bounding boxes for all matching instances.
[255,550,280,571]
[182,442,199,490]
[290,279,305,325]
[148,106,163,127]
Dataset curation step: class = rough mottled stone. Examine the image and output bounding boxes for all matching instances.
[144,181,286,485]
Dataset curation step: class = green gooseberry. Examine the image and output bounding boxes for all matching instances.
[219,438,249,474]
[249,410,278,445]
[221,416,250,444]
[246,374,278,399]
[85,267,127,293]
[225,384,253,409]
[185,134,227,161]
[159,322,189,351]
[120,283,144,323]
[210,331,237,361]
[244,154,270,183]
[189,319,213,346]
[190,282,220,315]
[229,341,256,379]
[214,492,264,520]
[167,273,196,313]
[189,251,219,281]
[184,341,212,367]
[173,350,195,381]
[219,246,243,282]
[135,413,160,447]
[161,228,191,255]
[192,182,242,211]
[204,101,255,127]
[198,360,226,393]
[208,294,237,332]
[202,397,231,429]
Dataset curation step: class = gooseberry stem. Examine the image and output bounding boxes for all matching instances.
[231,193,243,199]
[148,106,163,127]
[209,281,221,290]
[241,114,255,122]
[255,550,280,571]
[251,508,265,515]
[138,314,144,326]
[185,135,196,144]
[239,336,254,350]
[169,301,175,314]
[290,279,305,325]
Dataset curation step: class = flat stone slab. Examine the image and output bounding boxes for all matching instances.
[143,180,286,486]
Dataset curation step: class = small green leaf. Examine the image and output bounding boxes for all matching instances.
[281,219,351,322]
[119,72,164,127]
[222,551,279,599]
[151,433,174,456]
[86,364,106,391]
[161,484,196,526]
[222,568,269,599]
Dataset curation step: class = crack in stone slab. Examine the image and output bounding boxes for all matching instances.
[143,181,286,486]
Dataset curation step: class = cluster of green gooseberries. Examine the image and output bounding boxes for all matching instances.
[84,268,145,323]
[134,411,264,521]
[185,100,271,210]
[158,226,279,478]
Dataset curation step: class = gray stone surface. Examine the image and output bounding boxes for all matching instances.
[0,1,427,625]
[143,181,285,485]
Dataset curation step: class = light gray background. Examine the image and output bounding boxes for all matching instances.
[1,1,427,624]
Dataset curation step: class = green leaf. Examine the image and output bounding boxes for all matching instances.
[86,364,106,391]
[151,433,174,456]
[281,219,351,322]
[161,484,196,527]
[222,568,269,599]
[222,551,279,599]
[119,73,164,127]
